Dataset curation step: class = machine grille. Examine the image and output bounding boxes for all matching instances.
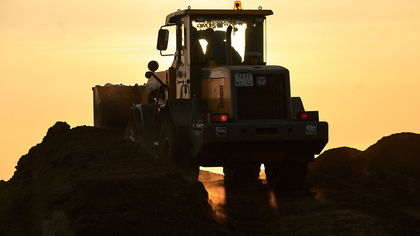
[236,74,288,120]
[219,85,224,109]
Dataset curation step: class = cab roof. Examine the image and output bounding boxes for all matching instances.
[165,9,273,26]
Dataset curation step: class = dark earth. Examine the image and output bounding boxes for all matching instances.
[1,122,420,235]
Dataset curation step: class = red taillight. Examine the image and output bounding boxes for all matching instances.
[208,113,229,123]
[297,111,319,121]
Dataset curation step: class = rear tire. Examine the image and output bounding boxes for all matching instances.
[157,118,199,181]
[264,162,308,191]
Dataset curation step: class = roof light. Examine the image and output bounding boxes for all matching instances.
[234,1,242,10]
[208,113,229,123]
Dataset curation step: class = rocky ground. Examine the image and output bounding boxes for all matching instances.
[1,122,420,235]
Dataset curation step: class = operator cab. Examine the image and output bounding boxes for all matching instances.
[156,5,273,99]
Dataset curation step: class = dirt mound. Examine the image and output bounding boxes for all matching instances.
[308,147,362,180]
[1,122,420,235]
[308,133,420,213]
[361,132,420,179]
[306,133,420,235]
[0,122,226,235]
[308,132,420,187]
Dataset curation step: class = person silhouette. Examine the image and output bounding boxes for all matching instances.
[202,28,241,65]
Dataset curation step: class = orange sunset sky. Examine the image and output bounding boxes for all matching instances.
[1,0,419,181]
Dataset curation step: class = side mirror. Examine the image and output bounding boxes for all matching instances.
[157,29,169,51]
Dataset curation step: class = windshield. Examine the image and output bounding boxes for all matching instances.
[190,16,266,65]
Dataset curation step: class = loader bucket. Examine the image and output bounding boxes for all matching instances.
[93,84,145,136]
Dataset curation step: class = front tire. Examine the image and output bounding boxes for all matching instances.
[157,119,199,181]
[157,120,177,163]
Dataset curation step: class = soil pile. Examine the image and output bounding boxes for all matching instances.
[307,133,420,235]
[1,122,420,235]
[0,122,225,236]
[308,132,420,188]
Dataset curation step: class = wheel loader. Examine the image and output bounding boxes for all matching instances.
[93,2,328,190]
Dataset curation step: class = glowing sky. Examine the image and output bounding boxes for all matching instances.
[1,0,419,180]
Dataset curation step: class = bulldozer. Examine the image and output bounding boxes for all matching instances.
[93,2,328,190]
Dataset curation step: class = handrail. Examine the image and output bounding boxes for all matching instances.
[179,84,190,99]
[153,84,170,124]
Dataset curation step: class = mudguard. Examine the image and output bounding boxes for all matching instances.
[131,98,207,159]
[157,98,208,159]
